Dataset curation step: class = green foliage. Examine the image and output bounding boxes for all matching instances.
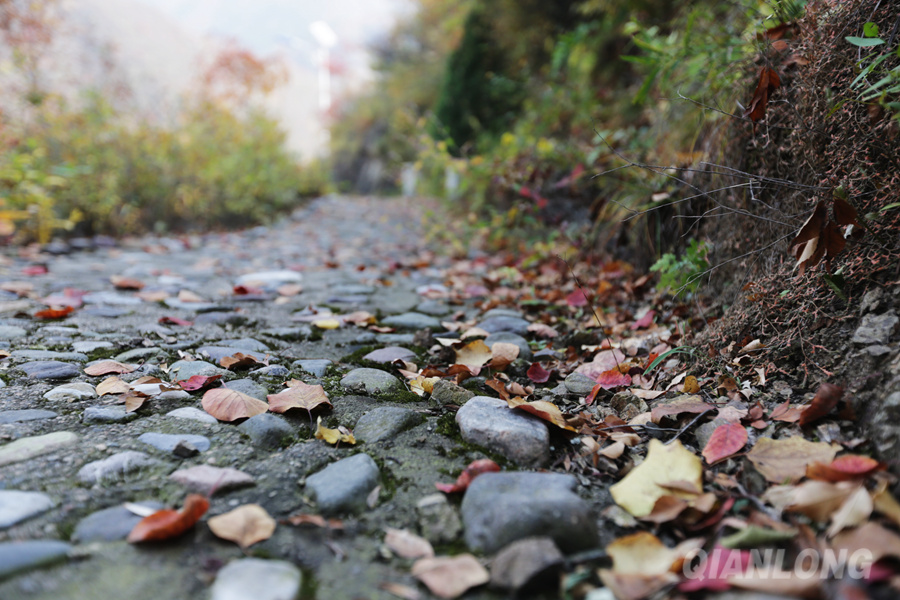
[847,22,900,117]
[650,238,710,294]
[3,93,311,237]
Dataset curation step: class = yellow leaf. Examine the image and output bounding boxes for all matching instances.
[747,437,839,484]
[455,339,492,368]
[313,319,340,330]
[315,416,356,445]
[610,439,703,517]
[682,375,700,394]
[607,532,680,576]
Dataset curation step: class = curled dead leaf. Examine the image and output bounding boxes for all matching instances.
[207,504,276,548]
[127,494,209,543]
[314,416,356,445]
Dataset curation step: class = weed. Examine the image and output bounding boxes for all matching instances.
[649,238,710,295]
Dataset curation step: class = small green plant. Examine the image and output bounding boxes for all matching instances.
[650,238,710,294]
[847,21,900,117]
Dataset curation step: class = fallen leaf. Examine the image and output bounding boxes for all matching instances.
[488,342,519,370]
[746,436,839,484]
[720,526,796,549]
[575,349,626,379]
[682,375,700,394]
[176,374,222,392]
[806,454,883,482]
[177,289,204,303]
[526,362,552,383]
[435,459,500,493]
[124,391,150,412]
[831,522,900,565]
[207,504,276,549]
[797,382,843,426]
[651,395,712,423]
[267,382,331,416]
[282,513,344,530]
[201,388,269,422]
[610,439,703,517]
[596,367,632,390]
[455,339,492,368]
[771,401,805,423]
[127,494,209,543]
[110,275,145,290]
[84,360,138,376]
[232,284,264,295]
[411,554,489,599]
[833,196,860,227]
[607,531,681,575]
[826,485,872,537]
[527,323,558,338]
[138,290,170,302]
[378,582,422,600]
[702,423,748,464]
[277,283,303,296]
[507,396,576,431]
[219,352,265,370]
[34,306,75,319]
[790,201,827,274]
[314,416,356,445]
[679,546,752,593]
[783,480,859,521]
[385,528,434,559]
[313,318,340,329]
[341,311,375,326]
[631,310,656,330]
[159,316,193,326]
[744,66,780,122]
[96,376,131,396]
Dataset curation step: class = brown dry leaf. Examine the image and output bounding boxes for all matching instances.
[833,196,860,227]
[506,396,576,431]
[872,482,900,527]
[267,382,331,415]
[606,531,681,575]
[783,480,859,522]
[826,484,872,537]
[455,340,492,368]
[127,494,209,543]
[527,322,558,338]
[207,504,276,549]
[797,382,843,426]
[650,395,712,423]
[137,290,170,302]
[96,376,131,396]
[488,342,519,370]
[411,554,489,599]
[177,289,204,303]
[631,389,666,401]
[744,66,781,122]
[314,416,356,445]
[730,571,821,598]
[682,375,700,394]
[282,513,344,530]
[790,201,827,274]
[84,360,138,376]
[201,388,269,422]
[600,441,626,459]
[831,522,900,565]
[124,391,151,412]
[341,311,375,326]
[746,436,839,484]
[219,352,265,370]
[610,439,703,517]
[384,528,434,559]
[110,275,145,290]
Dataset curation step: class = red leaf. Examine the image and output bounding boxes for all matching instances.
[631,309,656,330]
[435,459,500,494]
[34,306,75,319]
[702,423,748,464]
[22,265,48,276]
[744,67,780,122]
[807,454,883,482]
[159,316,193,326]
[526,362,552,383]
[233,284,264,295]
[566,289,588,307]
[596,367,632,390]
[127,494,209,543]
[177,375,222,392]
[797,382,843,426]
[585,382,603,406]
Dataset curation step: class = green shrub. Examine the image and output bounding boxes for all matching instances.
[650,238,710,295]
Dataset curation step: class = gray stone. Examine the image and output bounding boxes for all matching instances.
[218,338,270,352]
[490,537,564,592]
[374,333,416,345]
[43,382,97,402]
[485,332,533,360]
[0,540,70,579]
[416,493,463,545]
[235,270,303,287]
[0,325,26,339]
[362,346,416,364]
[197,346,270,363]
[210,558,302,600]
[860,288,885,314]
[114,347,165,363]
[0,409,57,424]
[83,405,138,424]
[609,392,649,416]
[381,312,441,330]
[564,372,597,396]
[354,407,425,442]
[461,472,598,554]
[340,368,402,395]
[224,379,269,402]
[482,308,524,319]
[238,414,295,449]
[194,312,248,326]
[72,502,163,543]
[0,431,79,467]
[166,407,219,425]
[81,306,130,318]
[162,299,223,311]
[0,491,54,529]
[83,291,142,305]
[169,465,255,496]
[138,432,211,454]
[431,379,475,406]
[77,451,162,484]
[18,360,81,379]
[456,397,550,467]
[293,359,332,378]
[306,453,380,515]
[330,283,376,296]
[252,364,291,378]
[477,315,531,336]
[168,360,228,381]
[72,340,114,353]
[852,312,898,345]
[415,299,451,316]
[866,345,893,357]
